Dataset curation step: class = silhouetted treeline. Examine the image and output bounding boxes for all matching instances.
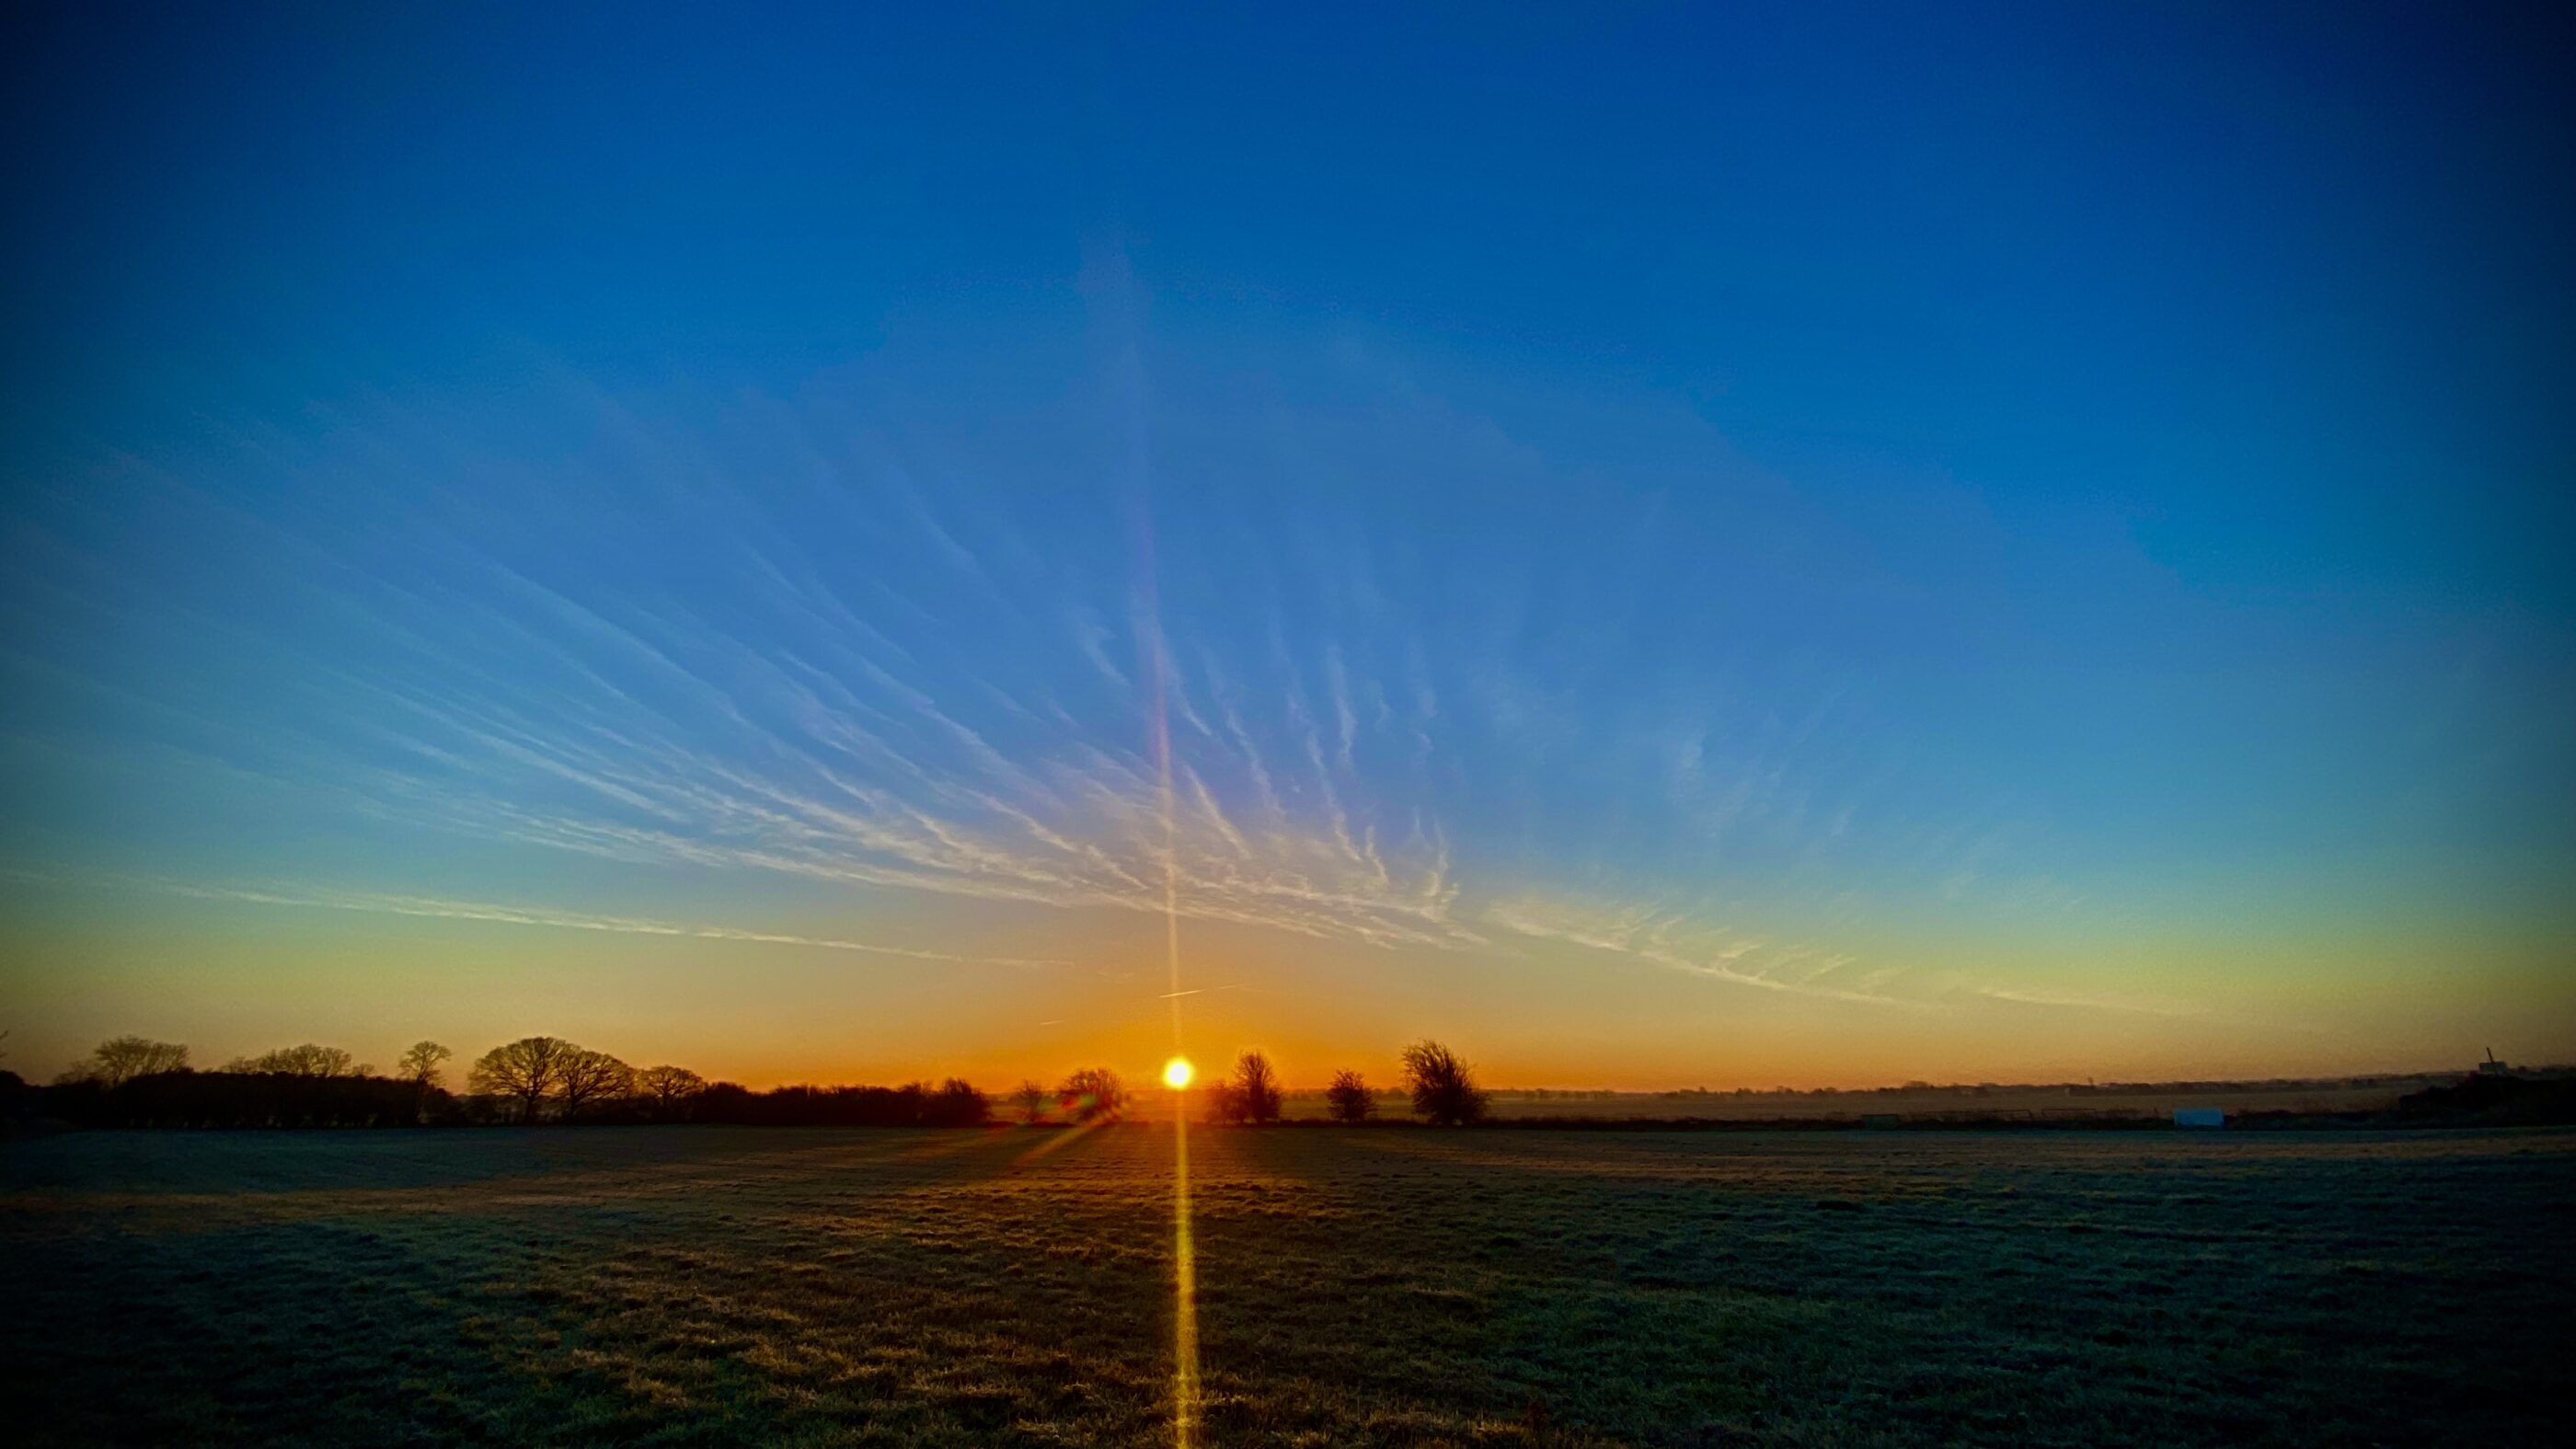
[36,1070,447,1130]
[15,1068,999,1131]
[40,1028,2536,1136]
[690,1078,991,1127]
[2394,1071,2576,1126]
[13,1032,1016,1132]
[16,1031,1512,1133]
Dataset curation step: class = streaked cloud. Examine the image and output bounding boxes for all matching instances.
[1483,892,1936,1011]
[3,869,1071,967]
[1,327,2378,1079]
[1964,984,2211,1020]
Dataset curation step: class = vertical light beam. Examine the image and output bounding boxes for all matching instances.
[1137,513,1201,1449]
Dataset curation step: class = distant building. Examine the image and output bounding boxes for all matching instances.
[2478,1049,2510,1076]
[2172,1108,2225,1129]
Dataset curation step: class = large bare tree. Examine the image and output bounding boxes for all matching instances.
[557,1048,635,1120]
[1401,1040,1488,1126]
[1229,1051,1283,1124]
[468,1036,576,1122]
[1057,1067,1126,1124]
[64,1036,189,1087]
[636,1064,704,1116]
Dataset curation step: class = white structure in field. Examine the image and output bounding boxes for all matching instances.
[2172,1107,2225,1129]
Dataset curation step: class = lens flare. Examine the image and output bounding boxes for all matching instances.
[1138,520,1200,1447]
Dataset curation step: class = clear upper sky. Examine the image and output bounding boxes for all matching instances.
[3,3,2570,1088]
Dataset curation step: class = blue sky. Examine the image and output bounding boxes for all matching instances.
[3,4,2570,1085]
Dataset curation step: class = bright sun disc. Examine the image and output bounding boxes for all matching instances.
[1163,1056,1194,1089]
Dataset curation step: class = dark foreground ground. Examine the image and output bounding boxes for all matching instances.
[4,1125,2570,1447]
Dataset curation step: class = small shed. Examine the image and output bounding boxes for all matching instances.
[2172,1107,2225,1129]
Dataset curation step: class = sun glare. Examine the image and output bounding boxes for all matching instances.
[1163,1056,1194,1090]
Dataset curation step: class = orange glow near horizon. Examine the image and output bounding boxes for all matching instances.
[7,874,2570,1097]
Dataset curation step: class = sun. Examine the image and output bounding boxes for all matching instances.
[1162,1056,1194,1090]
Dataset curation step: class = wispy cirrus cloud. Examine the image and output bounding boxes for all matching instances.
[1482,892,1937,1011]
[1963,984,2209,1019]
[17,428,1484,953]
[0,869,1069,967]
[4,339,2007,990]
[1480,891,2223,1024]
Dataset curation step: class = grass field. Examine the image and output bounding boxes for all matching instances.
[1282,1079,2439,1123]
[6,1124,2570,1446]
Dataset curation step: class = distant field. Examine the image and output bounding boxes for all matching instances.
[6,1125,2570,1446]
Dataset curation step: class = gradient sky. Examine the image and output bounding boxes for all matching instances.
[4,3,2571,1090]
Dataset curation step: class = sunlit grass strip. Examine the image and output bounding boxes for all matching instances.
[1006,1115,1115,1167]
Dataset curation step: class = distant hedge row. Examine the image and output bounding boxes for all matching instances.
[11,1069,996,1131]
[14,1032,1498,1131]
[32,1069,432,1130]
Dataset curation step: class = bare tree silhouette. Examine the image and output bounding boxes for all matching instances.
[224,1044,357,1076]
[558,1048,635,1121]
[1057,1067,1126,1124]
[397,1041,452,1123]
[1402,1040,1488,1125]
[1013,1079,1051,1124]
[1230,1051,1283,1124]
[397,1041,451,1086]
[468,1036,575,1122]
[638,1064,706,1118]
[61,1036,189,1087]
[1326,1068,1375,1123]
